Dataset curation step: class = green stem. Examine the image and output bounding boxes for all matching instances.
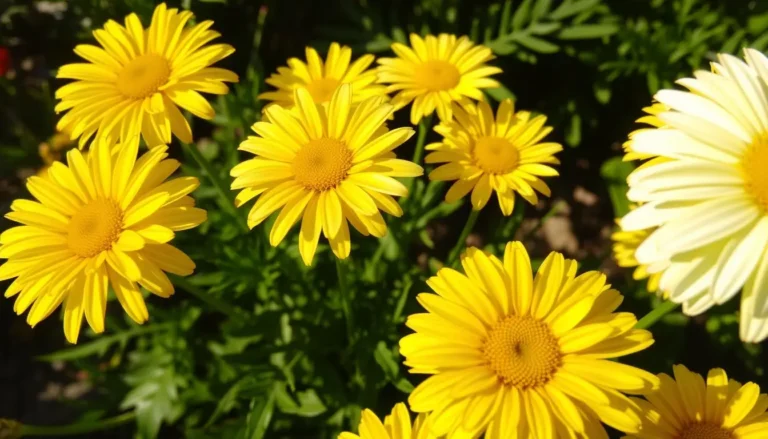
[183,143,248,232]
[412,114,433,167]
[635,300,680,329]
[171,275,248,324]
[335,258,354,340]
[446,209,481,267]
[20,412,135,437]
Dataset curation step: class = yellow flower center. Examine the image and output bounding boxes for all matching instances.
[68,198,124,258]
[305,78,341,103]
[678,422,734,439]
[483,316,562,388]
[414,60,460,91]
[293,137,353,191]
[743,138,768,213]
[473,136,520,174]
[116,54,171,99]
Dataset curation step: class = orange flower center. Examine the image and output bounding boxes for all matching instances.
[743,138,768,213]
[483,316,562,388]
[293,137,353,191]
[68,198,123,258]
[414,60,460,91]
[678,422,734,439]
[305,78,341,103]
[473,136,520,174]
[116,54,171,99]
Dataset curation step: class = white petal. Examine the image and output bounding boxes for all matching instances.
[630,128,743,164]
[655,89,749,142]
[743,240,768,317]
[717,54,768,134]
[627,159,742,193]
[740,288,768,343]
[664,249,718,302]
[682,291,716,316]
[712,217,768,304]
[620,199,698,232]
[688,70,761,139]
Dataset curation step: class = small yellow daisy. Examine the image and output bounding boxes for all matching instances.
[401,242,658,438]
[259,42,387,108]
[622,103,668,162]
[232,84,423,266]
[623,365,768,439]
[425,99,561,215]
[377,33,501,125]
[0,139,206,343]
[338,403,436,439]
[38,130,76,177]
[55,3,238,147]
[612,217,663,296]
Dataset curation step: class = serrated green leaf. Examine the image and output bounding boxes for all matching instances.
[512,0,534,31]
[558,23,618,40]
[512,33,559,53]
[549,0,600,21]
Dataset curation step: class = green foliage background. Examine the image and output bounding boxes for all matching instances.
[1,0,768,438]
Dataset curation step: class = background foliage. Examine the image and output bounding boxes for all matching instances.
[1,0,768,438]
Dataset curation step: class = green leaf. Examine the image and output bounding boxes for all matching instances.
[511,0,533,31]
[498,0,513,35]
[511,34,559,53]
[600,157,635,217]
[549,0,600,21]
[374,341,400,380]
[37,324,169,362]
[241,390,275,439]
[485,85,516,102]
[558,23,618,40]
[274,384,327,417]
[529,22,562,35]
[531,0,553,21]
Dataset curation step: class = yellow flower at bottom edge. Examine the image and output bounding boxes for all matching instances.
[258,42,387,108]
[55,3,238,147]
[425,99,561,215]
[232,84,423,266]
[377,33,501,125]
[0,139,207,343]
[623,365,768,439]
[612,218,664,296]
[400,242,659,438]
[339,403,437,439]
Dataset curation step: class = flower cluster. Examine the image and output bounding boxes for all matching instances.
[2,3,767,438]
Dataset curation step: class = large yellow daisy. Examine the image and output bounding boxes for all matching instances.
[612,217,663,296]
[232,84,423,266]
[621,49,768,342]
[55,3,238,148]
[377,33,501,125]
[339,403,436,439]
[623,365,768,439]
[400,242,658,438]
[0,139,206,343]
[259,42,387,108]
[425,99,561,215]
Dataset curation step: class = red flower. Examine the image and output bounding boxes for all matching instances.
[0,47,10,76]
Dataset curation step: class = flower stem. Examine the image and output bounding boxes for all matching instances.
[447,209,481,267]
[412,114,433,166]
[336,258,354,340]
[635,300,680,329]
[183,143,248,232]
[19,412,135,436]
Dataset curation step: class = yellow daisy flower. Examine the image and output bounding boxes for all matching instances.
[377,33,501,125]
[232,84,423,266]
[55,3,238,148]
[621,49,768,342]
[622,103,668,162]
[424,99,561,215]
[37,130,76,177]
[612,218,663,296]
[400,242,658,438]
[339,403,436,439]
[259,42,387,108]
[623,365,768,439]
[0,139,207,343]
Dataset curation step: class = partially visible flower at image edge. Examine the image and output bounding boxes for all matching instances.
[259,42,387,109]
[232,84,423,266]
[621,365,768,439]
[55,2,238,148]
[400,241,658,438]
[0,139,207,343]
[377,33,501,125]
[0,418,21,439]
[425,99,561,215]
[338,403,437,439]
[621,48,768,342]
